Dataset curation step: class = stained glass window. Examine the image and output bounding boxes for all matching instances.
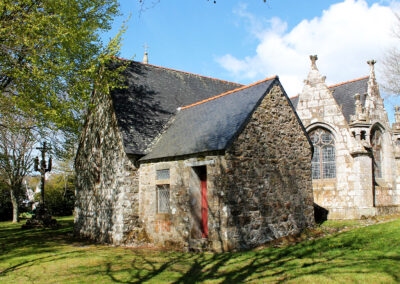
[309,128,336,179]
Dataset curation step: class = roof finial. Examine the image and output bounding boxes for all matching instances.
[143,43,149,64]
[310,55,318,70]
[367,59,376,80]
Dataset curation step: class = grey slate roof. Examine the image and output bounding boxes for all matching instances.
[329,77,368,122]
[111,60,242,155]
[142,77,278,161]
[290,96,299,108]
[290,77,369,123]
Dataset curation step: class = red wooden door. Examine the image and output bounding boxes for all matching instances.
[201,178,208,238]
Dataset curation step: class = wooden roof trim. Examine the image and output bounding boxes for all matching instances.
[111,56,242,86]
[180,75,278,110]
[328,76,369,88]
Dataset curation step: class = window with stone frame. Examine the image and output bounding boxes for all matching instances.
[309,128,336,179]
[157,184,170,214]
[371,128,383,179]
[156,169,170,180]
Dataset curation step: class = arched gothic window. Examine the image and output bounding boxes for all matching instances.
[309,128,336,179]
[370,128,383,179]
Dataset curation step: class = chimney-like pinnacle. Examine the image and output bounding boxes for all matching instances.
[395,105,400,123]
[143,43,149,64]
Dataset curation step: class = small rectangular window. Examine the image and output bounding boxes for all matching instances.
[157,184,170,213]
[156,169,170,180]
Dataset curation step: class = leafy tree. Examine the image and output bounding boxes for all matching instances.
[0,0,123,142]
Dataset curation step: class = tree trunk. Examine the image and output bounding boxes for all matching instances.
[10,188,19,223]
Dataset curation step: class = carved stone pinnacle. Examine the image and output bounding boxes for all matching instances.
[310,55,318,70]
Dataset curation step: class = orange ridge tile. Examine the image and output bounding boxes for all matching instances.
[180,75,278,110]
[328,76,369,88]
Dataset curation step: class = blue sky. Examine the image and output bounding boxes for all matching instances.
[103,0,400,121]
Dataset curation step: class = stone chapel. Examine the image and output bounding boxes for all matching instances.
[74,58,315,251]
[290,55,400,219]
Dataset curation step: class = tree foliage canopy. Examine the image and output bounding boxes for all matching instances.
[0,0,121,135]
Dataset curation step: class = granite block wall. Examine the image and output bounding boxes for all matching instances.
[74,90,141,244]
[138,85,314,251]
[221,84,315,249]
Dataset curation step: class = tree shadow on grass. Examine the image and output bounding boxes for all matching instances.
[1,218,399,283]
[0,250,86,276]
[0,218,92,267]
[101,223,400,283]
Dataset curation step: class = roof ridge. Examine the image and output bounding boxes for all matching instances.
[112,56,243,86]
[328,76,369,88]
[180,76,278,110]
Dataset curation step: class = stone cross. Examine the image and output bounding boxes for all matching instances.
[310,55,318,70]
[367,59,376,80]
[34,142,52,207]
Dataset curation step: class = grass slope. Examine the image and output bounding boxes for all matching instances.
[0,216,399,283]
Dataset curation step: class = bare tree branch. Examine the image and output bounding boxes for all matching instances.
[0,112,37,222]
[382,13,400,95]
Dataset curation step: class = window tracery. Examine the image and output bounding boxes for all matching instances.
[310,128,336,179]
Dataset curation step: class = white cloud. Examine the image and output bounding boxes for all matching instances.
[217,0,399,97]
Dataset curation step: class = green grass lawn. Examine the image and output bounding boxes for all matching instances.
[0,216,399,283]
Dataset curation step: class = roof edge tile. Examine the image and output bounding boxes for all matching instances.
[181,75,278,110]
[328,76,369,88]
[112,56,242,86]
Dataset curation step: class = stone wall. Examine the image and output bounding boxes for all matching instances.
[139,155,228,251]
[222,84,315,249]
[295,59,400,219]
[296,69,373,219]
[74,90,141,244]
[138,84,314,251]
[295,62,394,219]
